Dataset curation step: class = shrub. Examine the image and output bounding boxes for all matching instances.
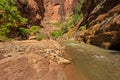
[29,26,40,35]
[50,30,62,39]
[0,25,10,37]
[18,27,30,34]
[17,27,29,40]
[18,25,41,39]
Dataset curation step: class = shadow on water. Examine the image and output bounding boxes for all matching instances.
[109,43,120,51]
[62,40,120,80]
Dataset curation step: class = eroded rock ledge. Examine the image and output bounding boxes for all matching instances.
[76,0,120,50]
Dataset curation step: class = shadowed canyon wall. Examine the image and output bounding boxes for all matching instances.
[76,0,120,50]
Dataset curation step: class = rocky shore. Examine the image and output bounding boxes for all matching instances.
[0,40,71,80]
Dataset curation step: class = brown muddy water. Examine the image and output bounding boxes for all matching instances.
[62,40,120,80]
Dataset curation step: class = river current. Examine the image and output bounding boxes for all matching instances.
[63,40,120,80]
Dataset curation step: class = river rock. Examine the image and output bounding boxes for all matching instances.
[57,57,71,65]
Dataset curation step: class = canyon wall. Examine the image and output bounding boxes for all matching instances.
[77,0,120,50]
[16,0,80,27]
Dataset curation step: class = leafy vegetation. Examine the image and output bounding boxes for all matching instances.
[50,30,63,39]
[18,25,41,39]
[53,3,83,39]
[0,0,27,39]
[29,26,40,35]
[0,0,86,40]
[79,25,86,31]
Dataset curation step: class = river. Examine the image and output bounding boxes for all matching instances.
[62,40,120,80]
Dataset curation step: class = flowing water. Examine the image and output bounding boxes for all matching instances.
[63,41,120,80]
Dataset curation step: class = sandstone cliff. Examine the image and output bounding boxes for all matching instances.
[16,0,80,27]
[76,0,120,50]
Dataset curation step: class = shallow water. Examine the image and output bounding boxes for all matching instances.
[63,41,120,80]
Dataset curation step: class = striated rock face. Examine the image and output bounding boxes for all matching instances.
[16,0,80,26]
[41,0,79,25]
[16,0,45,26]
[0,54,67,80]
[76,0,120,50]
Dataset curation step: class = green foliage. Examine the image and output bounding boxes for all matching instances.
[18,27,30,34]
[54,22,63,27]
[73,5,83,24]
[0,25,10,36]
[50,30,63,39]
[0,0,27,38]
[29,26,40,35]
[79,25,86,31]
[54,16,78,35]
[54,4,83,36]
[37,33,45,41]
[18,25,40,36]
[0,35,11,41]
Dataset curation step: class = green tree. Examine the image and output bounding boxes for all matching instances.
[0,0,27,39]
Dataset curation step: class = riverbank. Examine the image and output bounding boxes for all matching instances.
[0,39,120,80]
[0,40,71,80]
